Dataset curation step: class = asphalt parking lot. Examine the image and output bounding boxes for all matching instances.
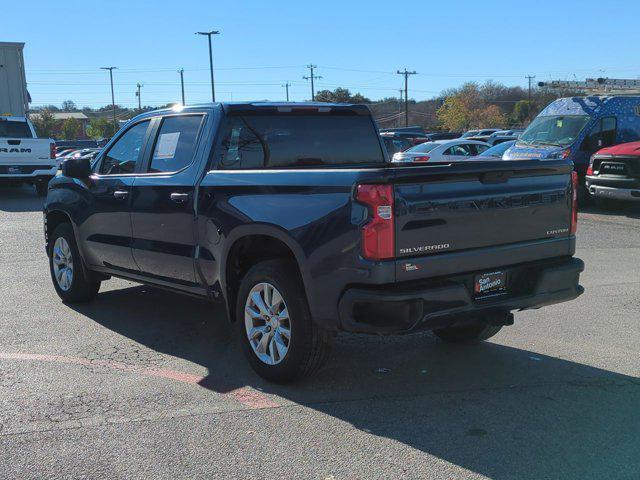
[1,185,639,480]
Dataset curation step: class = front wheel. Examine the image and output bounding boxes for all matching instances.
[433,322,502,344]
[49,223,101,303]
[236,259,330,383]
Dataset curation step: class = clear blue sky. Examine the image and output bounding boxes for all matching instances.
[5,0,640,108]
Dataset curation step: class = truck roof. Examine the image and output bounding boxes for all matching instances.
[148,102,371,117]
[539,95,640,117]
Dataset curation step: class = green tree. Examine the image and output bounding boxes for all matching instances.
[314,87,371,103]
[61,100,77,112]
[30,109,57,138]
[437,82,506,130]
[61,117,82,139]
[86,117,117,140]
[512,100,534,125]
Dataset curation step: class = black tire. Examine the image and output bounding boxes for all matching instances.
[433,322,502,344]
[236,259,331,383]
[49,223,100,303]
[35,178,49,197]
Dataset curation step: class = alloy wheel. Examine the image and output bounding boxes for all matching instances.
[244,282,291,365]
[52,237,74,291]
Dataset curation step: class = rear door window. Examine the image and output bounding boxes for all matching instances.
[148,115,204,173]
[99,120,150,175]
[218,114,384,169]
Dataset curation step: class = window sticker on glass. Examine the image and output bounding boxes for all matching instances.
[556,119,563,128]
[155,132,180,159]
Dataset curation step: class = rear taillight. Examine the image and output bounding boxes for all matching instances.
[413,156,430,162]
[571,171,578,234]
[356,184,395,260]
[50,143,56,159]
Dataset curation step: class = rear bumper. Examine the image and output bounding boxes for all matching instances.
[338,257,584,334]
[0,164,57,180]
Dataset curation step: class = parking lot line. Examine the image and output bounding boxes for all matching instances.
[0,351,280,410]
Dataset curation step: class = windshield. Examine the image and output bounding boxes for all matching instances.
[406,142,439,153]
[519,115,590,147]
[480,140,515,158]
[461,130,479,138]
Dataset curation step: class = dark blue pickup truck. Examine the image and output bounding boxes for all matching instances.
[44,102,584,382]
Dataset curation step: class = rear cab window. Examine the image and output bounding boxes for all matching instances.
[0,119,33,138]
[217,114,385,169]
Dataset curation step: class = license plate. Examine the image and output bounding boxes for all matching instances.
[600,162,626,175]
[474,270,507,297]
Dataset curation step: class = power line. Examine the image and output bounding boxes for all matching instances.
[178,68,185,105]
[100,67,117,130]
[135,83,143,109]
[282,81,291,101]
[397,69,417,127]
[303,64,322,101]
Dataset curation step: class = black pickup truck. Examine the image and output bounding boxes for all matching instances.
[44,103,584,382]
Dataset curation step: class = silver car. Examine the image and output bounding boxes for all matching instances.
[391,139,491,163]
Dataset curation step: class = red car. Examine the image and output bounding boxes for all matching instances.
[586,141,640,207]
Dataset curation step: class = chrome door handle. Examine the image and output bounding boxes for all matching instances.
[170,192,190,203]
[113,190,129,199]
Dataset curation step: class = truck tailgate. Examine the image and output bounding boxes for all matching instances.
[0,138,53,165]
[391,160,574,279]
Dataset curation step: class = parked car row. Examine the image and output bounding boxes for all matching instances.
[381,95,640,208]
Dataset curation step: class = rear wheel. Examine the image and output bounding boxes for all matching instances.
[236,259,330,383]
[433,322,502,344]
[49,223,100,303]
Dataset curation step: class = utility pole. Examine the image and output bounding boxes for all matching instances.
[178,68,185,105]
[100,67,117,131]
[135,83,143,110]
[303,64,322,101]
[525,75,536,102]
[196,30,220,102]
[397,69,417,127]
[282,81,291,101]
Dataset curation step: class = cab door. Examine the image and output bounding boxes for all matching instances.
[77,119,152,272]
[129,113,207,284]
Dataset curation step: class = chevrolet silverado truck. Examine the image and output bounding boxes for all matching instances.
[43,103,584,382]
[1,116,56,196]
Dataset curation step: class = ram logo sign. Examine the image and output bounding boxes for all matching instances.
[0,148,32,153]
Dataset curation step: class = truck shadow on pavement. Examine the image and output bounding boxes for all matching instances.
[70,285,640,480]
[0,185,44,212]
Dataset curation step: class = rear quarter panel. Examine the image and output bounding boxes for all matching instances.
[197,168,395,326]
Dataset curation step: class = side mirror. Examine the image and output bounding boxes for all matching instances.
[62,157,92,179]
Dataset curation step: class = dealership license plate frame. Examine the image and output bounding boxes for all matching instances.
[474,270,508,299]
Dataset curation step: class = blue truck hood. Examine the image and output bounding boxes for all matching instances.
[503,143,564,160]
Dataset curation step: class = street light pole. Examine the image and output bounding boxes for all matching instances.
[178,68,185,105]
[282,81,290,101]
[100,67,118,131]
[196,30,220,102]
